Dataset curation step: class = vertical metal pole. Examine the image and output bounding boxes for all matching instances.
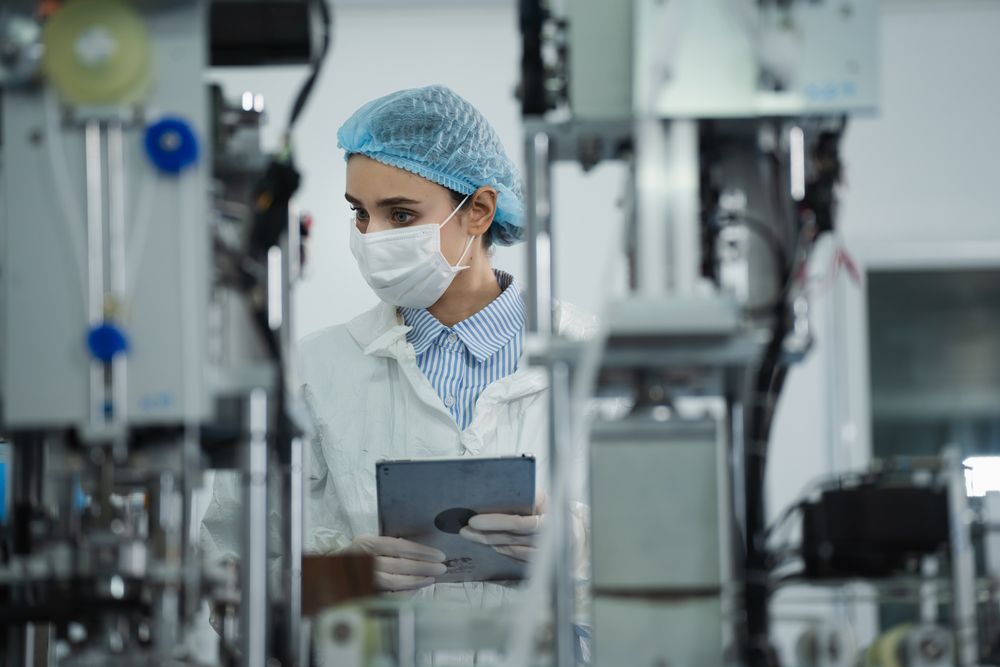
[84,121,106,427]
[524,129,553,335]
[106,122,128,431]
[153,470,181,654]
[945,447,978,666]
[635,119,700,296]
[398,605,416,667]
[282,436,304,667]
[549,362,577,667]
[182,427,202,619]
[242,389,269,667]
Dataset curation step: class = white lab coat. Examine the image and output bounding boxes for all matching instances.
[201,298,594,613]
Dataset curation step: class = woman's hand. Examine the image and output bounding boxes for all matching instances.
[459,513,543,562]
[349,535,447,591]
[459,493,546,562]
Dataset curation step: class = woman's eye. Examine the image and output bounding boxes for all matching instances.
[391,210,415,225]
[351,206,370,222]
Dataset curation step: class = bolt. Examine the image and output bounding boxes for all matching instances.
[28,128,43,145]
[159,131,182,152]
[332,621,353,644]
[920,636,944,660]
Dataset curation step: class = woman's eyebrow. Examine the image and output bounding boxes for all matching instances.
[376,196,421,207]
[344,194,421,208]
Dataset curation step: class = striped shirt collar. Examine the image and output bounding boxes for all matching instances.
[400,270,525,363]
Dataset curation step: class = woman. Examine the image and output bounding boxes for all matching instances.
[202,85,590,611]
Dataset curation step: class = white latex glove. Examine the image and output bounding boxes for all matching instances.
[349,535,447,592]
[459,494,547,563]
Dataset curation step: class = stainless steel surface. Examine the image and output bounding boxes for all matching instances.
[593,597,727,667]
[567,0,632,120]
[636,119,701,296]
[590,418,723,589]
[1,2,213,427]
[634,0,878,118]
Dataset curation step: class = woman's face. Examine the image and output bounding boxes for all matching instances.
[346,155,472,265]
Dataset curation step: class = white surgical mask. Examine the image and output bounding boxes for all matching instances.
[350,195,475,308]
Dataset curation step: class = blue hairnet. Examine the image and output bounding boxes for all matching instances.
[337,85,524,246]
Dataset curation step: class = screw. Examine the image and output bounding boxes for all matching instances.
[332,621,353,644]
[920,637,944,660]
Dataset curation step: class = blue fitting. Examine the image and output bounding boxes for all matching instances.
[87,322,129,363]
[144,116,200,174]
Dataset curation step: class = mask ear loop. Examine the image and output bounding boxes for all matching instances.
[438,193,472,229]
[440,193,476,270]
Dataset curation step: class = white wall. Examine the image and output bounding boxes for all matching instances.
[768,0,1000,539]
[767,2,1000,658]
[211,3,625,340]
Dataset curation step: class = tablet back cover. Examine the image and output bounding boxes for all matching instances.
[376,456,535,583]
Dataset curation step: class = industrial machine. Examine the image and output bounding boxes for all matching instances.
[6,1,1000,666]
[0,0,329,664]
[515,0,877,665]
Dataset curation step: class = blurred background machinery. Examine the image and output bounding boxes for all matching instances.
[5,1,1000,667]
[0,0,329,664]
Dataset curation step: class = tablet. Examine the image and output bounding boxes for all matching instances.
[376,455,536,583]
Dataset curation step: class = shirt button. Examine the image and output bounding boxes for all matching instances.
[448,333,458,344]
[445,395,456,407]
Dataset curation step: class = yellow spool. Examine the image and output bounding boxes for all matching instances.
[41,0,152,106]
[863,624,911,667]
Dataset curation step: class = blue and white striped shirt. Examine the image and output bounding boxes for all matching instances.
[400,270,525,430]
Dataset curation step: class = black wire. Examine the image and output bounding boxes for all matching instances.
[718,214,791,274]
[743,226,793,666]
[714,213,792,316]
[286,0,333,138]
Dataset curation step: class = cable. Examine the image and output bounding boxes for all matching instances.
[717,213,790,275]
[284,0,332,146]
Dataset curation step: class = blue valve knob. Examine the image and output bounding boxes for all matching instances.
[144,116,199,174]
[87,322,129,363]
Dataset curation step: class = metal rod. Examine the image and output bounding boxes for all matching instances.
[106,122,128,428]
[636,119,700,296]
[549,361,576,667]
[789,125,806,202]
[946,447,979,666]
[267,246,283,331]
[84,121,106,426]
[282,437,304,667]
[153,471,181,653]
[524,129,553,335]
[242,389,269,667]
[182,427,202,618]
[398,605,416,667]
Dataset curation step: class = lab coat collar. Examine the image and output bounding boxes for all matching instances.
[346,301,410,357]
